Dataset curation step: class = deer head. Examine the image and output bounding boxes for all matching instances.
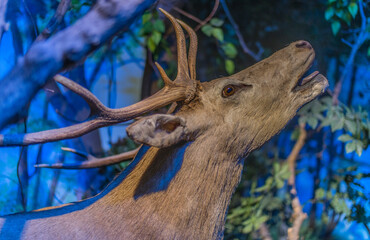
[127,23,327,160]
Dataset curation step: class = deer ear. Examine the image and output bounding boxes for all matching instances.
[126,114,188,148]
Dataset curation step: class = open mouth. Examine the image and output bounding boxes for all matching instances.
[292,56,327,93]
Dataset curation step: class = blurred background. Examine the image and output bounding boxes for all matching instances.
[0,0,369,239]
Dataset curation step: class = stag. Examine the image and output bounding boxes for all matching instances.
[0,9,328,239]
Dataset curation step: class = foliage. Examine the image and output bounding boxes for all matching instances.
[201,18,238,74]
[226,162,290,236]
[298,96,370,156]
[139,11,165,53]
[325,0,359,35]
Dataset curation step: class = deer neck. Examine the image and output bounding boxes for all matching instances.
[94,128,247,239]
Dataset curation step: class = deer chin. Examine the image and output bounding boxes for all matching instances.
[292,72,329,102]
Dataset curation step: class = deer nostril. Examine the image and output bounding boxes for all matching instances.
[295,41,312,49]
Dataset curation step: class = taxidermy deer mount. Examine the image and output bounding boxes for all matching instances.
[0,8,328,240]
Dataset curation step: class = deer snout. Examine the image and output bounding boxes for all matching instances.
[295,40,312,49]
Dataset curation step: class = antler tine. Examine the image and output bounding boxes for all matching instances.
[154,62,174,87]
[177,20,198,80]
[54,75,107,115]
[159,8,190,82]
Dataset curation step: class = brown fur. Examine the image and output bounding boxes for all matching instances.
[0,41,328,239]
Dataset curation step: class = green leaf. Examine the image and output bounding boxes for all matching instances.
[210,18,224,27]
[221,43,238,59]
[331,195,351,216]
[331,117,344,131]
[276,178,284,189]
[225,59,235,75]
[212,28,224,41]
[242,222,253,233]
[367,46,370,56]
[315,188,325,199]
[320,117,333,127]
[150,31,162,45]
[331,21,341,35]
[201,24,213,36]
[338,134,353,142]
[254,215,269,227]
[153,19,165,33]
[344,119,357,134]
[345,141,356,154]
[147,38,156,52]
[307,117,319,129]
[325,7,335,20]
[142,12,152,24]
[348,2,358,18]
[355,143,363,156]
[290,128,300,141]
[341,11,352,26]
[139,21,154,36]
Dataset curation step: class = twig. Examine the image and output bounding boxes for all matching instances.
[35,147,138,169]
[0,0,9,42]
[36,0,71,41]
[219,0,263,61]
[173,7,202,24]
[340,38,353,48]
[22,0,38,38]
[287,124,307,240]
[172,0,220,31]
[194,0,219,31]
[364,223,370,237]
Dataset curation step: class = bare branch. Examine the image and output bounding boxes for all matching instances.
[173,7,203,24]
[36,0,71,41]
[332,0,368,105]
[0,0,156,130]
[35,147,138,169]
[287,124,307,240]
[172,0,220,31]
[219,0,263,61]
[194,0,219,31]
[0,0,9,41]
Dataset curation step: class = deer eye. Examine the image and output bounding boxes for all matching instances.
[222,85,236,97]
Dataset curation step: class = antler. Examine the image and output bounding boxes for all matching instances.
[0,8,198,147]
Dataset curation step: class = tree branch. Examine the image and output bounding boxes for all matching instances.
[219,0,263,61]
[287,124,307,240]
[0,0,9,41]
[0,0,156,130]
[35,147,138,169]
[332,0,368,105]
